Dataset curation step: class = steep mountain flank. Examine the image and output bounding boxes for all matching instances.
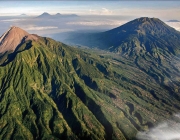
[0,24,180,140]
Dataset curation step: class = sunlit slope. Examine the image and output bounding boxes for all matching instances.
[0,26,38,53]
[0,38,107,140]
[0,36,180,140]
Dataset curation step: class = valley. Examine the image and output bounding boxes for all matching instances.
[0,17,180,140]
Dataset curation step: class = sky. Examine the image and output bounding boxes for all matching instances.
[0,1,180,41]
[0,1,180,20]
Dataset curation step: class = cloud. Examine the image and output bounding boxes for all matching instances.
[136,113,180,140]
[89,9,96,14]
[101,8,113,15]
[25,26,58,31]
[88,7,113,15]
[1,19,25,22]
[165,22,180,31]
[67,20,126,26]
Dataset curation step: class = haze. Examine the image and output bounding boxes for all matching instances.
[1,1,180,140]
[0,1,180,43]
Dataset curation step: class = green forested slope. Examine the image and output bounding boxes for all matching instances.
[0,35,180,140]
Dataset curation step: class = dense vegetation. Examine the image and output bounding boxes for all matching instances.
[0,17,180,140]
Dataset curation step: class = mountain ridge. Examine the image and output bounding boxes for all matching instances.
[0,18,180,139]
[36,12,78,18]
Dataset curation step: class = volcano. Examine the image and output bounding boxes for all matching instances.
[0,19,180,140]
[66,17,180,57]
[0,26,38,53]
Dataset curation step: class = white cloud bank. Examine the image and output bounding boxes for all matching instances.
[67,20,180,31]
[89,7,113,15]
[136,113,180,140]
[166,22,180,31]
[101,8,113,15]
[67,20,126,26]
[1,19,22,22]
[25,26,58,31]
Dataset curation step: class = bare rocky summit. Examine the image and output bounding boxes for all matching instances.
[0,26,38,53]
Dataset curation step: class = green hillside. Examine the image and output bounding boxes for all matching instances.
[0,33,180,140]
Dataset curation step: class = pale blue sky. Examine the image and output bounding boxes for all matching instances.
[0,1,180,36]
[0,1,180,19]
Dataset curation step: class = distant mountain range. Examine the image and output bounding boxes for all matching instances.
[36,12,79,19]
[0,17,180,140]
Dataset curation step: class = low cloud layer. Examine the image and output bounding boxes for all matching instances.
[166,22,180,31]
[67,20,126,26]
[1,18,23,22]
[136,113,180,140]
[89,7,113,15]
[25,26,58,31]
[0,15,180,38]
